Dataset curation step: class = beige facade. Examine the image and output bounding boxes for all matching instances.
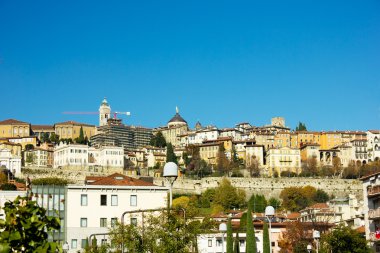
[54,121,96,140]
[1,136,38,150]
[199,142,222,165]
[266,147,301,176]
[0,119,31,138]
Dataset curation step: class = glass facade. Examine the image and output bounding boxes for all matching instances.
[30,184,66,243]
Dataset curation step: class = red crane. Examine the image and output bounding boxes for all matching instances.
[63,111,131,119]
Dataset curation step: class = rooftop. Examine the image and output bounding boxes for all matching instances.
[85,173,156,186]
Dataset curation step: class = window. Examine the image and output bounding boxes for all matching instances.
[81,239,88,249]
[216,239,222,247]
[101,239,107,245]
[80,218,87,227]
[81,194,87,206]
[130,195,137,206]
[111,218,117,228]
[111,195,118,206]
[240,240,245,247]
[272,242,275,247]
[101,195,107,206]
[208,239,212,247]
[100,218,107,227]
[71,239,77,249]
[131,217,137,226]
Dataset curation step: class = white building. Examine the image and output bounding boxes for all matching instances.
[54,143,124,171]
[245,144,264,167]
[360,172,380,252]
[367,130,380,162]
[219,128,242,141]
[99,97,111,127]
[24,147,53,167]
[0,148,21,176]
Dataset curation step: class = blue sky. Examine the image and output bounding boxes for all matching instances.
[0,1,379,131]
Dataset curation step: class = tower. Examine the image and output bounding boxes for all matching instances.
[99,97,111,126]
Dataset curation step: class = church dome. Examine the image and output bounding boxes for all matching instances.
[167,107,187,127]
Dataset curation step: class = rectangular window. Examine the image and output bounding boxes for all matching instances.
[100,218,107,227]
[81,239,88,249]
[216,240,222,247]
[81,194,87,206]
[208,239,212,247]
[80,218,87,227]
[101,195,107,206]
[130,195,137,206]
[71,239,77,249]
[111,195,118,206]
[101,239,107,245]
[111,218,117,228]
[131,217,137,226]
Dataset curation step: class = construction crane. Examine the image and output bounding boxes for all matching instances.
[63,111,131,119]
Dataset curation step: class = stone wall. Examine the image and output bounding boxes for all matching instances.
[154,177,363,200]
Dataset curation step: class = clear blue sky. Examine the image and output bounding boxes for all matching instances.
[0,1,379,131]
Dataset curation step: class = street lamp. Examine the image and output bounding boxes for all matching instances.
[62,241,69,253]
[219,222,227,253]
[265,206,275,253]
[163,162,178,208]
[313,230,320,253]
[307,244,312,253]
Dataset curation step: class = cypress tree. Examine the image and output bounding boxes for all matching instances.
[246,204,257,253]
[263,221,270,253]
[227,218,233,253]
[166,143,178,164]
[234,232,240,253]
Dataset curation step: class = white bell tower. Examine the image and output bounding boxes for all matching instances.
[99,97,111,126]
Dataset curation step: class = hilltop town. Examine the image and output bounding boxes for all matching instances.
[0,98,379,252]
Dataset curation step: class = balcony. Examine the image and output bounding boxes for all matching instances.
[369,208,380,219]
[368,185,380,198]
[370,232,380,242]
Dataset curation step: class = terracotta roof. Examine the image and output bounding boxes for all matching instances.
[287,212,301,219]
[308,203,329,209]
[54,121,95,127]
[368,130,380,134]
[0,119,29,125]
[356,225,365,234]
[85,173,156,186]
[360,171,380,181]
[31,125,54,130]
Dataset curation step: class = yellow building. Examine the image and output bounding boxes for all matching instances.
[1,136,38,150]
[300,143,320,162]
[0,119,31,138]
[274,132,291,148]
[320,132,343,150]
[199,142,222,165]
[266,147,301,176]
[54,121,96,140]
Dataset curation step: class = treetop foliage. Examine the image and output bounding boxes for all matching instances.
[0,196,61,252]
[280,186,330,212]
[32,177,71,186]
[150,131,167,148]
[295,122,307,131]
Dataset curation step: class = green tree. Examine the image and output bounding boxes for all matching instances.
[25,144,34,150]
[41,132,50,143]
[234,232,240,253]
[150,131,167,148]
[217,145,230,176]
[314,189,330,203]
[75,126,85,144]
[295,122,307,131]
[268,197,281,210]
[280,186,328,212]
[321,224,370,253]
[263,222,270,253]
[248,194,267,213]
[227,218,233,253]
[245,204,257,253]
[213,178,246,210]
[0,183,17,191]
[25,153,35,164]
[49,132,60,143]
[166,143,178,164]
[0,196,61,252]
